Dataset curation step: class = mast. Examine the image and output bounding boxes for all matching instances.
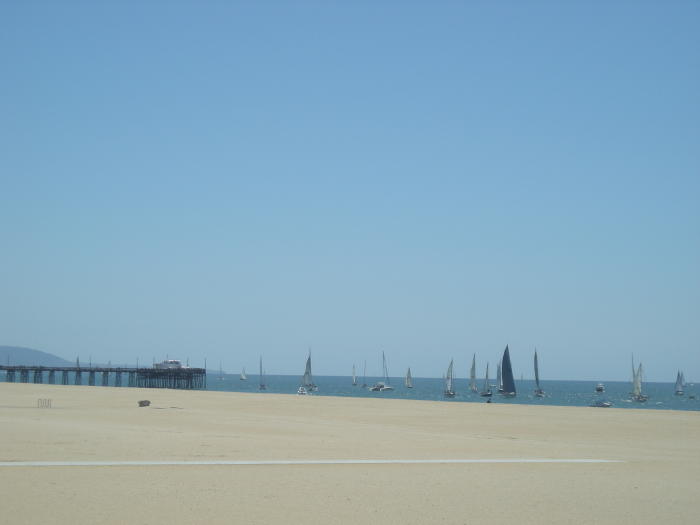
[482,362,490,392]
[500,345,516,396]
[534,350,540,390]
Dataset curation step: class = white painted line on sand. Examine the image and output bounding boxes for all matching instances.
[0,459,622,467]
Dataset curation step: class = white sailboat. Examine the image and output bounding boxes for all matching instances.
[218,361,224,381]
[301,351,318,392]
[469,354,478,393]
[443,359,455,398]
[240,368,247,381]
[533,350,544,397]
[352,364,357,386]
[479,362,492,397]
[369,352,393,391]
[405,367,413,388]
[630,356,647,402]
[258,356,266,391]
[674,370,684,396]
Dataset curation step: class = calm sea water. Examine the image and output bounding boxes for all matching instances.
[207,374,699,411]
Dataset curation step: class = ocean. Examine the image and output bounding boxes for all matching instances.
[207,374,699,411]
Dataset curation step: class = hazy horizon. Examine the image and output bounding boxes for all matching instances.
[2,2,698,383]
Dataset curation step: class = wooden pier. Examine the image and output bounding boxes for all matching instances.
[0,365,206,390]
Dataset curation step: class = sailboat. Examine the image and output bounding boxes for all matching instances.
[630,356,647,402]
[218,361,225,381]
[499,345,516,397]
[301,352,318,392]
[369,352,393,391]
[533,350,544,397]
[352,364,357,386]
[240,368,247,381]
[405,367,413,388]
[479,362,492,397]
[443,359,456,398]
[674,370,684,396]
[258,357,266,391]
[469,354,478,393]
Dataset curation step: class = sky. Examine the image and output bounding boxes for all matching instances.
[1,1,698,381]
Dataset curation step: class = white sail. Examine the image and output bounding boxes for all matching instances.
[496,360,503,391]
[444,359,455,396]
[633,363,643,397]
[352,364,357,386]
[675,371,683,394]
[302,352,317,391]
[469,354,477,392]
[405,367,413,388]
[240,367,247,381]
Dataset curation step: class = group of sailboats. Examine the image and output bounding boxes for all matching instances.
[630,355,647,402]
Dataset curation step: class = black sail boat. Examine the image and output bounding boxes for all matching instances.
[500,345,516,397]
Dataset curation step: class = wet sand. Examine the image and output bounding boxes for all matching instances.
[1,383,698,524]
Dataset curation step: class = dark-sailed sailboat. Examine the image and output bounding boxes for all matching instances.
[500,345,516,397]
[533,349,544,397]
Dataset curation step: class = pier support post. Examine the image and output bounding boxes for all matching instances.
[101,371,109,386]
[115,371,122,387]
[62,371,69,385]
[33,369,43,383]
[75,370,82,385]
[20,369,29,383]
[48,370,56,384]
[88,371,95,386]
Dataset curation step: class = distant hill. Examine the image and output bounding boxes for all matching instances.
[0,346,73,367]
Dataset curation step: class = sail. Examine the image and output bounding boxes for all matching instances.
[240,368,247,380]
[259,357,265,389]
[633,363,643,397]
[352,364,357,386]
[405,367,413,388]
[675,371,683,392]
[445,359,454,393]
[534,350,540,390]
[500,345,516,395]
[469,354,477,392]
[303,355,314,387]
[680,371,685,387]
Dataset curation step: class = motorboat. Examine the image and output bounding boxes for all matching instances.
[595,383,605,393]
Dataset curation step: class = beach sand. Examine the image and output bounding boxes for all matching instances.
[1,383,698,524]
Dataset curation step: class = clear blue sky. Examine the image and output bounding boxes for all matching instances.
[1,1,698,381]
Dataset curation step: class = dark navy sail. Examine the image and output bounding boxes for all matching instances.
[500,345,516,396]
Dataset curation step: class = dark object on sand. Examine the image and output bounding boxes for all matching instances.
[138,400,151,407]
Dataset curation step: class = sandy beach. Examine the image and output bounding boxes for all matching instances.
[1,383,698,524]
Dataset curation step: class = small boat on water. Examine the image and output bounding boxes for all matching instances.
[443,359,455,398]
[630,356,648,402]
[352,364,357,386]
[533,350,544,397]
[500,345,516,397]
[469,354,478,393]
[405,367,413,388]
[479,362,492,397]
[674,371,684,396]
[590,400,612,408]
[258,356,266,391]
[595,383,605,393]
[369,352,394,391]
[240,368,247,381]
